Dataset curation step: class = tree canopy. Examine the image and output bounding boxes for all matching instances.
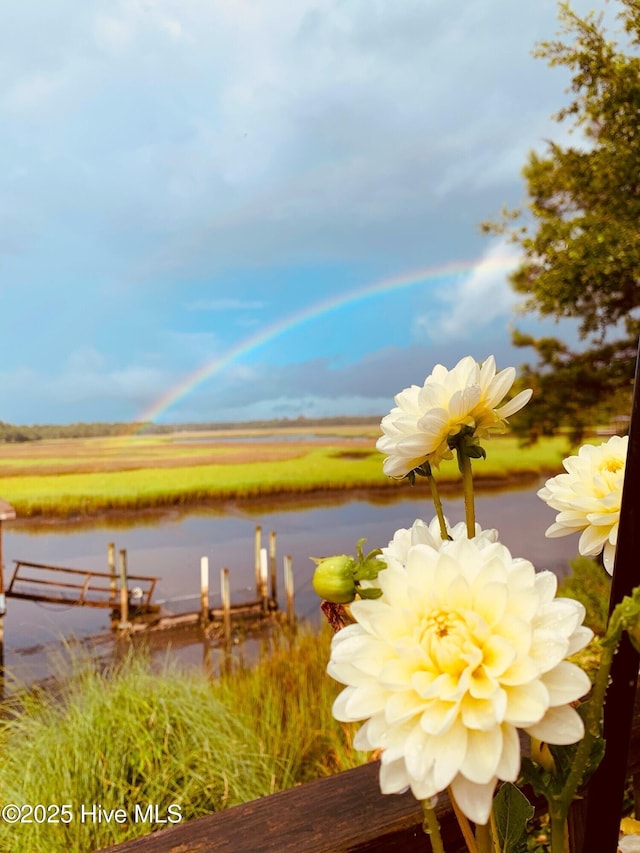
[486,0,640,440]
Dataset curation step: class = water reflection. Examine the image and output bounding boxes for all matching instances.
[2,481,582,678]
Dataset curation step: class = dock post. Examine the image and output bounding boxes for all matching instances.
[200,556,210,626]
[269,530,277,604]
[108,542,116,600]
[284,555,295,626]
[0,501,15,700]
[221,567,232,667]
[118,549,130,631]
[259,548,268,613]
[254,526,262,598]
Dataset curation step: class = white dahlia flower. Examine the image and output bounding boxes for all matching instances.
[538,434,627,575]
[328,537,592,825]
[376,356,532,477]
[381,517,499,569]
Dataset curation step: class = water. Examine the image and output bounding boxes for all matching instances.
[1,481,581,677]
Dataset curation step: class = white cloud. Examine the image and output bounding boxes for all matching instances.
[416,240,521,342]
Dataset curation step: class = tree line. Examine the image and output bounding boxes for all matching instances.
[0,415,382,443]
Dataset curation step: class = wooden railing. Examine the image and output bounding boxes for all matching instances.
[100,690,640,853]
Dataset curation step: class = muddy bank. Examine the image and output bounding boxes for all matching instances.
[7,467,559,532]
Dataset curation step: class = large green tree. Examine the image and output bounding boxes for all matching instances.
[486,0,640,441]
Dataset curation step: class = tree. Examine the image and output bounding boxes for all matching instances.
[485,0,640,441]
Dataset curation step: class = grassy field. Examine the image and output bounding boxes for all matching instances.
[0,427,573,518]
[0,627,365,853]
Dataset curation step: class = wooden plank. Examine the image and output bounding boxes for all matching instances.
[11,560,158,582]
[99,760,465,853]
[4,591,117,608]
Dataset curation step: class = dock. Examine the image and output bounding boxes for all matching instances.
[0,525,295,676]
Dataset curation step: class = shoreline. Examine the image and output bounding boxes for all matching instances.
[6,468,557,530]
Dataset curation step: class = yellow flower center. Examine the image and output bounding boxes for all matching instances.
[601,456,623,474]
[417,609,474,675]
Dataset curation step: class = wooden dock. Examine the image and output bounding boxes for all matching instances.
[0,526,295,660]
[6,560,157,610]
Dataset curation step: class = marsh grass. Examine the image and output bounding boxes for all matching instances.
[0,431,570,518]
[558,556,612,636]
[0,626,364,853]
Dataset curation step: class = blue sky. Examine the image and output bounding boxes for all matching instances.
[0,0,601,425]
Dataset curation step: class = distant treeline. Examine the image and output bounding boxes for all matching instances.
[0,415,382,443]
[0,421,145,442]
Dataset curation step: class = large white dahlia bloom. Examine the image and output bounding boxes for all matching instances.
[376,356,532,477]
[328,537,592,825]
[538,434,627,575]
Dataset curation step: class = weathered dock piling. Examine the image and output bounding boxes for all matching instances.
[200,556,210,626]
[118,549,131,631]
[284,555,294,626]
[269,530,277,602]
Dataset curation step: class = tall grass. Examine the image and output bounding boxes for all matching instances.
[0,626,363,853]
[0,435,570,518]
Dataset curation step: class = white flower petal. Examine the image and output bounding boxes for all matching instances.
[495,723,521,782]
[379,757,411,795]
[450,774,497,826]
[461,726,503,783]
[541,661,591,706]
[618,835,640,853]
[525,704,585,745]
[567,625,594,656]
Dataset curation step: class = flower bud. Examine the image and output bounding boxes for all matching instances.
[312,555,357,604]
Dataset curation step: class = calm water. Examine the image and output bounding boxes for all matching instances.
[1,481,581,677]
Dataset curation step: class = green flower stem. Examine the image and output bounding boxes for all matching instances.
[547,597,628,852]
[549,814,568,853]
[421,799,446,853]
[427,472,449,541]
[474,822,495,853]
[456,449,476,538]
[447,788,478,853]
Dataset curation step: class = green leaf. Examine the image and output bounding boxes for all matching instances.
[355,585,383,599]
[465,444,487,460]
[492,782,534,853]
[518,757,551,800]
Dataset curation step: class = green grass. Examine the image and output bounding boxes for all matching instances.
[0,626,364,853]
[0,432,571,518]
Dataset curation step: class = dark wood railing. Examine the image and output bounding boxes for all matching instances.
[101,692,640,853]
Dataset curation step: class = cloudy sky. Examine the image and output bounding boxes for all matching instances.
[1,0,603,425]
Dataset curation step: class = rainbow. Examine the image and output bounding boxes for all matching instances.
[132,253,518,428]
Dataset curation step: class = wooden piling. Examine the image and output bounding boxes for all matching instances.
[284,555,294,626]
[118,549,130,630]
[221,567,231,653]
[259,548,268,613]
[200,556,210,625]
[254,526,262,598]
[269,530,277,603]
[108,542,116,599]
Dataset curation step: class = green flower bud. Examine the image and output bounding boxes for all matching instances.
[312,555,357,604]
